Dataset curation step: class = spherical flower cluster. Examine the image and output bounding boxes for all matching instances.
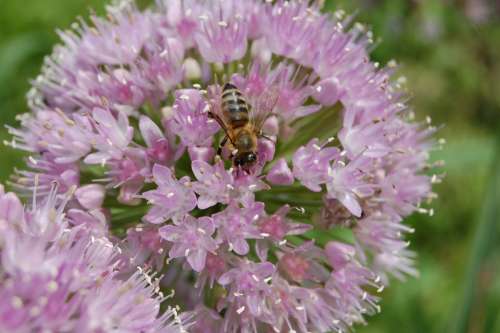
[4,0,440,332]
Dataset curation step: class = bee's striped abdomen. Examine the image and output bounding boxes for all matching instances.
[222,83,249,128]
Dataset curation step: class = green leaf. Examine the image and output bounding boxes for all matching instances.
[450,134,500,333]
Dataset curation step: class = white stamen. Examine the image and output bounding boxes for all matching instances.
[387,59,398,68]
[30,306,41,317]
[334,10,345,20]
[11,297,23,309]
[294,207,306,214]
[417,207,428,214]
[47,281,58,292]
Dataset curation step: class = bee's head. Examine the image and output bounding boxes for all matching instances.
[234,152,257,169]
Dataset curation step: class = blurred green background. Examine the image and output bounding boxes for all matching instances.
[0,0,499,332]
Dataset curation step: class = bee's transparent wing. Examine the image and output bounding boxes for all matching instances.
[250,87,280,133]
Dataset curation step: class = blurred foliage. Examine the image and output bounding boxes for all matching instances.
[0,0,499,332]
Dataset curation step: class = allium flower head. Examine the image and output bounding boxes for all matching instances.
[4,0,441,332]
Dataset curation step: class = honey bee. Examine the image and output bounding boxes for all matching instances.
[209,82,278,170]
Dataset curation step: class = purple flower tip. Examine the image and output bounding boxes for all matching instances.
[266,158,294,185]
[143,164,197,224]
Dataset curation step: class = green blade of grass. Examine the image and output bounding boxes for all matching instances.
[451,133,500,333]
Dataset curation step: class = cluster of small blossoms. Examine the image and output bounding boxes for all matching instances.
[4,0,441,332]
[0,184,189,332]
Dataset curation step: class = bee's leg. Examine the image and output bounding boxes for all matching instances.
[208,111,227,132]
[258,132,276,143]
[209,111,235,143]
[217,135,229,157]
